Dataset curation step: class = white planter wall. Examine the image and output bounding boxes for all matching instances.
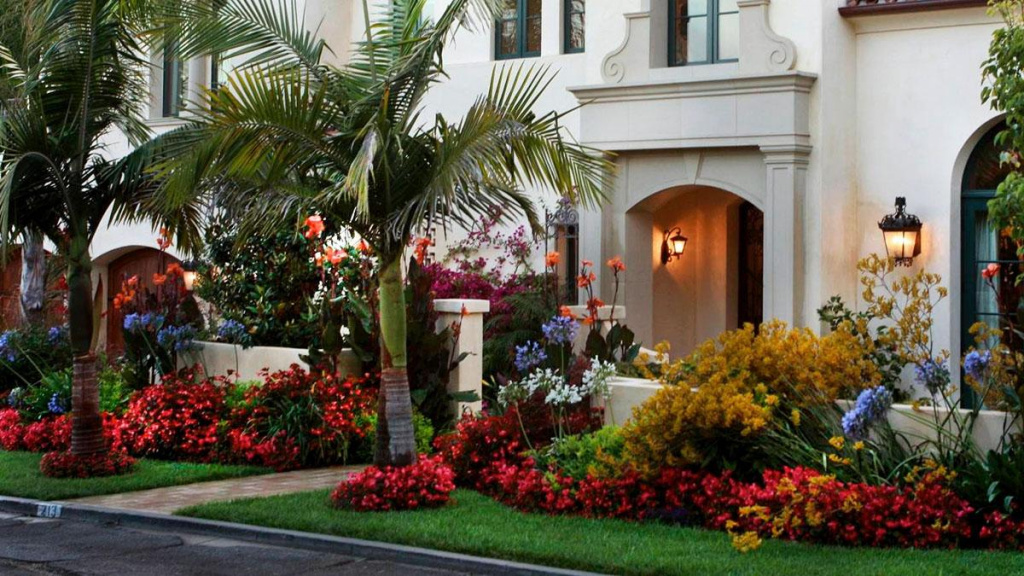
[607,377,1021,454]
[187,341,362,381]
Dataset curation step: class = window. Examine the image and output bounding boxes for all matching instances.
[564,0,585,54]
[496,0,542,60]
[961,122,1017,408]
[669,0,739,66]
[161,48,188,118]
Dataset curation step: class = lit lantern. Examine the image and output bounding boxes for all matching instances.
[878,197,922,267]
[661,227,688,265]
[181,260,199,292]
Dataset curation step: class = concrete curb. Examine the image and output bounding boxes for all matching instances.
[0,496,601,576]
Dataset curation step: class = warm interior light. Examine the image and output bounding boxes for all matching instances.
[183,270,198,292]
[661,227,689,265]
[878,197,922,267]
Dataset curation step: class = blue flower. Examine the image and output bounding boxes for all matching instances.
[914,359,950,394]
[47,393,66,415]
[124,313,164,333]
[964,350,991,383]
[0,330,17,362]
[541,316,579,346]
[157,324,199,353]
[514,341,547,373]
[7,387,23,407]
[841,386,893,440]
[217,319,249,345]
[47,325,68,346]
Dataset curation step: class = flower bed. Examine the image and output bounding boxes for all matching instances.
[331,456,455,512]
[0,366,379,473]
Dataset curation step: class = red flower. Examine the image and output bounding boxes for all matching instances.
[982,263,1000,280]
[607,256,626,273]
[303,215,326,239]
[545,251,561,268]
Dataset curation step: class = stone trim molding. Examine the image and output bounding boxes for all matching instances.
[737,0,797,75]
[600,0,798,84]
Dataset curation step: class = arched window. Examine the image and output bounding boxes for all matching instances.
[961,121,1018,406]
[669,0,739,67]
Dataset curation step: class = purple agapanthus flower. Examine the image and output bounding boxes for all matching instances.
[964,350,991,383]
[514,341,547,373]
[914,359,949,394]
[156,324,199,353]
[841,386,893,440]
[47,393,67,415]
[541,316,579,346]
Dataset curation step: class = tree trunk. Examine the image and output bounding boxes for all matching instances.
[67,237,104,456]
[19,229,46,326]
[373,256,417,467]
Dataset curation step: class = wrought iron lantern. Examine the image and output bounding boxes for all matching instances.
[878,197,922,267]
[661,227,688,265]
[181,260,199,292]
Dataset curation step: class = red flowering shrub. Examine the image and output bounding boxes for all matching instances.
[469,452,1024,551]
[331,455,455,512]
[40,450,136,478]
[434,412,526,489]
[113,374,227,462]
[22,416,71,453]
[0,408,25,451]
[227,366,376,470]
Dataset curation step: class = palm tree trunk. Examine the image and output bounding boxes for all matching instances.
[19,230,46,326]
[67,238,103,456]
[373,256,417,467]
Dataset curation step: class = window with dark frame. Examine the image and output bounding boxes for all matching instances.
[565,0,585,54]
[669,0,739,67]
[496,0,542,60]
[161,49,188,118]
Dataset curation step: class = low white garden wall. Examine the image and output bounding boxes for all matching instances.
[187,341,362,381]
[606,377,1021,454]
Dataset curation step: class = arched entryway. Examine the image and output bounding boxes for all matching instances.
[105,248,182,356]
[628,185,764,354]
[959,121,1018,406]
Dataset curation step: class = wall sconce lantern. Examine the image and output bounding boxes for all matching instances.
[181,260,199,292]
[661,227,688,265]
[878,197,922,267]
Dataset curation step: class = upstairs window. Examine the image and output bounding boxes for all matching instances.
[669,0,739,66]
[496,0,542,60]
[161,49,188,118]
[565,0,585,54]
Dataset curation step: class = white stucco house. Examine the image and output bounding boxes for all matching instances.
[36,0,1008,367]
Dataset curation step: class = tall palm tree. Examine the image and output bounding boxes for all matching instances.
[0,0,201,457]
[154,0,615,466]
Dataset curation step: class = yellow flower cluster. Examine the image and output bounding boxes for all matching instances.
[729,530,763,554]
[622,321,879,475]
[858,254,950,370]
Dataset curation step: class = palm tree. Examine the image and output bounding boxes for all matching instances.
[154,0,615,466]
[0,0,201,458]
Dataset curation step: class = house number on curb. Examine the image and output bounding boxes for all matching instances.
[36,504,62,519]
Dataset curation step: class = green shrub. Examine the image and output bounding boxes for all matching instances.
[98,366,132,415]
[13,369,70,421]
[531,426,625,480]
[0,325,72,393]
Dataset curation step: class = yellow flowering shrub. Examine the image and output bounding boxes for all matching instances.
[622,321,879,476]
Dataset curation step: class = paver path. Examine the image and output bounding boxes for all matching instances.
[66,466,362,514]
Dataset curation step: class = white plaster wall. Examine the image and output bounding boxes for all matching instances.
[851,8,1002,359]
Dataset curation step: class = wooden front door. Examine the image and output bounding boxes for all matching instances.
[738,202,764,330]
[106,249,180,356]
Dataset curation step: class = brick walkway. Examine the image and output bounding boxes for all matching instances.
[67,466,363,514]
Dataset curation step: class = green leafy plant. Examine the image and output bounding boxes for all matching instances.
[197,218,321,349]
[530,426,625,480]
[357,411,436,463]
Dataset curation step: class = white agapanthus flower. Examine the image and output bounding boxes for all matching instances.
[581,357,616,400]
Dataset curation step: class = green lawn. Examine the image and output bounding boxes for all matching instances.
[0,451,269,501]
[178,489,1024,576]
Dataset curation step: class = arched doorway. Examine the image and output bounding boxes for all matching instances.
[106,248,182,356]
[630,185,764,354]
[960,121,1018,406]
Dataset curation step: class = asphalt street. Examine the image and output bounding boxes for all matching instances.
[0,512,471,576]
